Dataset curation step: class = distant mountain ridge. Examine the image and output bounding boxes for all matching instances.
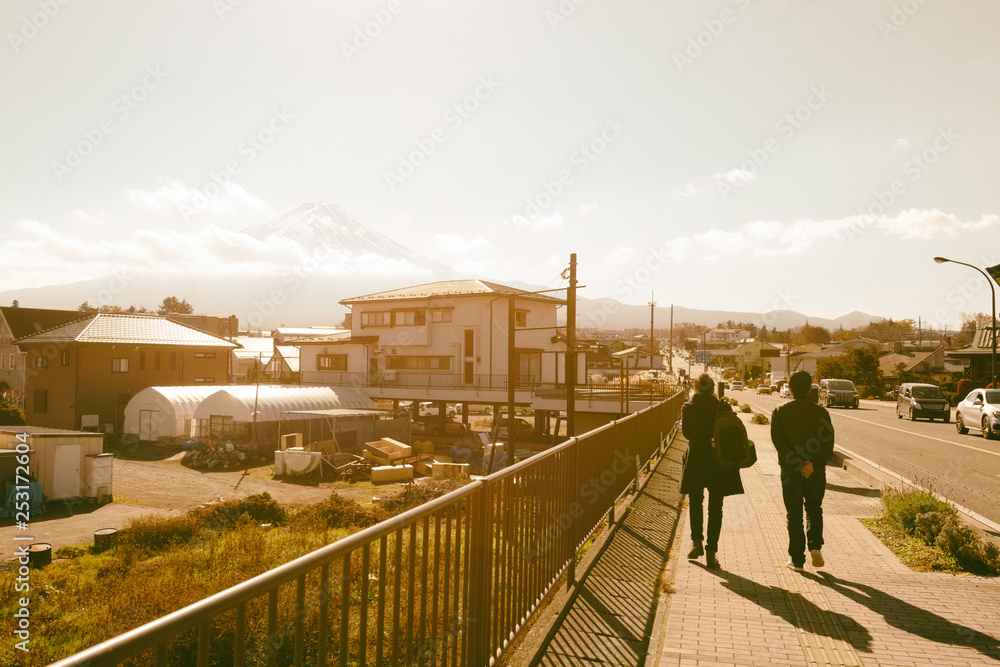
[0,202,885,331]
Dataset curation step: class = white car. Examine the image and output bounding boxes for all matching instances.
[419,402,457,418]
[955,388,1000,439]
[730,381,744,391]
[779,384,792,398]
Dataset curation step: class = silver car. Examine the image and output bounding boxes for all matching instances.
[955,389,1000,439]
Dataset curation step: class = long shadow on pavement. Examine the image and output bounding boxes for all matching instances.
[698,563,874,653]
[808,571,1000,662]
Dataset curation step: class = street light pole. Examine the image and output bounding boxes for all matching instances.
[934,257,996,387]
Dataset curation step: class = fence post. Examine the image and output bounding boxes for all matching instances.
[568,439,579,589]
[467,481,492,665]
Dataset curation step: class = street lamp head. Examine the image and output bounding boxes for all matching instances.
[933,257,950,264]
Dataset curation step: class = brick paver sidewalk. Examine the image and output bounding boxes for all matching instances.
[653,418,1000,667]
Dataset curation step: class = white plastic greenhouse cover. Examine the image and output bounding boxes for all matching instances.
[192,385,376,423]
[123,386,224,439]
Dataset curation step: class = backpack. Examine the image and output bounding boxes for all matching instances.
[712,408,757,469]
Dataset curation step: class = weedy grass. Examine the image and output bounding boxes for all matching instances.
[0,481,471,666]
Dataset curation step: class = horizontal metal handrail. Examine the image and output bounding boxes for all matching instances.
[51,391,686,667]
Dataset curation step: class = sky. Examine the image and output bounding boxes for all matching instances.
[2,0,999,330]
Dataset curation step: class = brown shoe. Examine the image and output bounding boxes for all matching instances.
[687,541,704,559]
[706,551,720,568]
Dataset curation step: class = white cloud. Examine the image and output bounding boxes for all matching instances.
[0,218,428,292]
[512,212,564,232]
[434,234,492,254]
[123,177,272,228]
[875,209,1000,240]
[894,138,910,147]
[676,183,702,197]
[605,247,639,264]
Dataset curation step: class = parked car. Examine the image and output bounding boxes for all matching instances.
[730,381,744,391]
[818,378,859,409]
[419,402,457,418]
[491,416,534,441]
[955,388,1000,438]
[411,415,467,437]
[756,384,772,395]
[779,383,792,398]
[896,382,950,422]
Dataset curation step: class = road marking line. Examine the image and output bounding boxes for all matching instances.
[745,398,1000,459]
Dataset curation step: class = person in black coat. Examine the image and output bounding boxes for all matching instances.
[681,373,745,568]
[771,370,835,571]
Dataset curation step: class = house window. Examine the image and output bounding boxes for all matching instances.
[32,389,46,413]
[139,350,146,370]
[34,355,47,369]
[317,355,348,371]
[515,310,528,328]
[170,351,176,370]
[194,352,216,359]
[0,355,5,369]
[8,354,14,369]
[154,351,161,370]
[392,309,426,326]
[360,311,391,327]
[431,309,453,323]
[61,350,70,366]
[112,358,129,373]
[193,377,216,383]
[385,356,452,371]
[464,329,475,356]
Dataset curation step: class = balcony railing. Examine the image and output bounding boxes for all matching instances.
[50,391,686,667]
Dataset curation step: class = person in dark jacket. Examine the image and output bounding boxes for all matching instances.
[681,373,744,568]
[771,370,835,571]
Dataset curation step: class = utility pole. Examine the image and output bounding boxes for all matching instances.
[506,294,516,467]
[669,304,673,375]
[566,254,577,437]
[648,292,656,355]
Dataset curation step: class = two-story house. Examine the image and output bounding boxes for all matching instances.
[0,306,84,399]
[15,313,238,431]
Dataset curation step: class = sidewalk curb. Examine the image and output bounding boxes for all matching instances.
[831,445,1000,539]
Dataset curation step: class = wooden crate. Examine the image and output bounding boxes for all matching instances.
[371,464,414,483]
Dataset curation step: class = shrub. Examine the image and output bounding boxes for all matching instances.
[956,378,973,402]
[913,511,947,545]
[289,492,386,531]
[0,405,25,425]
[189,492,287,530]
[740,404,752,414]
[880,486,955,532]
[750,412,769,425]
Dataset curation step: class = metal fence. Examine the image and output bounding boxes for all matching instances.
[51,391,686,667]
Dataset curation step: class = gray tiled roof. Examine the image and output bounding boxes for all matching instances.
[15,313,239,348]
[341,279,565,304]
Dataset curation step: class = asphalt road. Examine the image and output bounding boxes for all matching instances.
[732,390,1000,525]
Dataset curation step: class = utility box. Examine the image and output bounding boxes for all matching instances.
[84,453,114,502]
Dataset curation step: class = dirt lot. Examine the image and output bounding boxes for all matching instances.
[0,445,411,557]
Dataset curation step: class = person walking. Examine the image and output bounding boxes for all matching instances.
[681,373,744,568]
[771,370,835,571]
